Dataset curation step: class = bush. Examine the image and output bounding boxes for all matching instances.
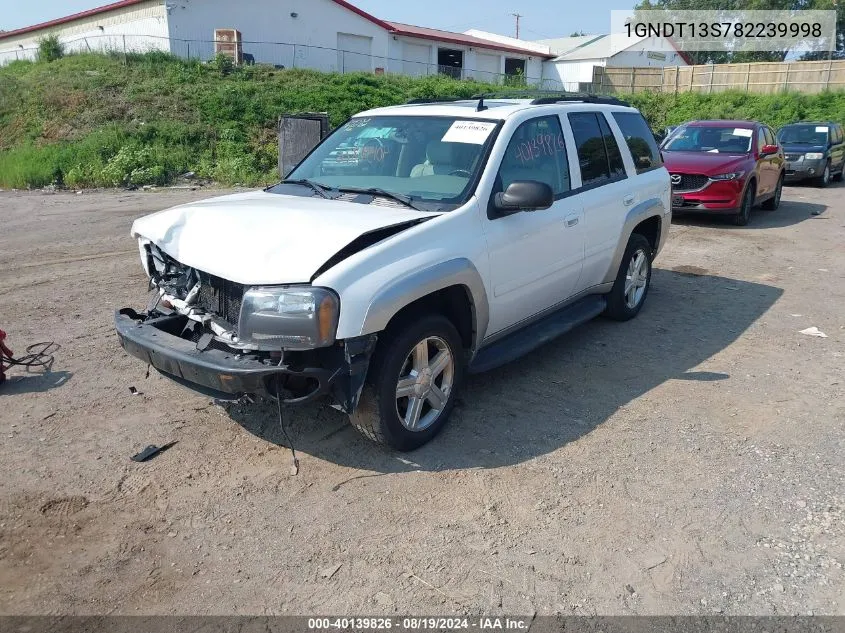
[5,51,845,189]
[37,34,64,63]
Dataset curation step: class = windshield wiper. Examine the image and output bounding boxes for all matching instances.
[281,178,338,199]
[336,187,426,211]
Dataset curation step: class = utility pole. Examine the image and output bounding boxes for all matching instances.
[511,12,523,39]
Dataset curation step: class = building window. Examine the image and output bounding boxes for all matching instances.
[438,48,463,79]
[504,57,526,85]
[504,58,526,76]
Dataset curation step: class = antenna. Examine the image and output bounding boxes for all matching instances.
[511,12,523,39]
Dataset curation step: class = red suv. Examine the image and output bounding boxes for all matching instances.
[661,120,785,225]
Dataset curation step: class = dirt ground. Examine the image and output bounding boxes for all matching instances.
[0,183,842,617]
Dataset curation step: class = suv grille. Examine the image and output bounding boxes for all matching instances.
[671,173,709,191]
[784,153,801,162]
[195,272,245,326]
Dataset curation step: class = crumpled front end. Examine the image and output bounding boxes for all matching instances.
[115,242,376,411]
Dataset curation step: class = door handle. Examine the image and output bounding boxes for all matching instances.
[565,214,580,227]
[623,195,635,206]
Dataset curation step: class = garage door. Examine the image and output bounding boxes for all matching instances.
[337,33,372,72]
[403,42,431,76]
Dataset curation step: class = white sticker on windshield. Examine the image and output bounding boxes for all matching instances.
[816,126,829,133]
[441,120,497,144]
[733,128,753,137]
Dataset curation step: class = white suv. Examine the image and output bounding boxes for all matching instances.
[116,95,671,450]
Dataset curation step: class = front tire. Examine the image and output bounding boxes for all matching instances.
[815,161,831,187]
[761,174,783,210]
[732,184,754,226]
[604,233,653,321]
[349,314,464,451]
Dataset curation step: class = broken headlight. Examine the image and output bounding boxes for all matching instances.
[238,287,339,351]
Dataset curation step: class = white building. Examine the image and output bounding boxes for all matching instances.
[535,34,689,91]
[0,0,555,85]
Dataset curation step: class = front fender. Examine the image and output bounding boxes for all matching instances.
[602,197,668,285]
[359,258,490,352]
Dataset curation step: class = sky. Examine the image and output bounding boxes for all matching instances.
[1,0,636,39]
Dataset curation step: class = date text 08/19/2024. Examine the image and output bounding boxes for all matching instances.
[307,617,531,630]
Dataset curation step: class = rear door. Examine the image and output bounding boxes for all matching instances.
[566,110,631,290]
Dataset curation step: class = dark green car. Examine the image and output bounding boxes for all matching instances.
[777,121,845,187]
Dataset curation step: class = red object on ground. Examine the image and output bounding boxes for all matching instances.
[0,329,13,383]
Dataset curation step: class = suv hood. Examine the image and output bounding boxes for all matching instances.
[131,191,440,285]
[662,151,749,176]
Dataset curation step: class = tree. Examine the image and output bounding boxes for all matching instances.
[633,0,843,63]
[570,30,587,36]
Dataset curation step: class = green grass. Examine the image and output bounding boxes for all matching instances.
[0,53,501,188]
[4,52,845,189]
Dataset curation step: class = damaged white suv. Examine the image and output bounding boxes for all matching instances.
[116,95,671,450]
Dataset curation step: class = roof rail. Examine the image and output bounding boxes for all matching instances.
[404,97,463,104]
[530,94,631,106]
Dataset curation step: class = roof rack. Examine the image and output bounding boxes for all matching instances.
[530,94,631,106]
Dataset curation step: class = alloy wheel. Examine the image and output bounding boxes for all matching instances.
[624,249,649,309]
[394,336,455,432]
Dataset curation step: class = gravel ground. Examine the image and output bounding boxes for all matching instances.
[0,184,842,616]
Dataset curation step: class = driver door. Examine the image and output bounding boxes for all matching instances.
[481,115,585,337]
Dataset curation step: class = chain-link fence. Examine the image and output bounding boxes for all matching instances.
[1,32,566,90]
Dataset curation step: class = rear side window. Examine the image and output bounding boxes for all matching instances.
[612,112,663,174]
[568,112,627,187]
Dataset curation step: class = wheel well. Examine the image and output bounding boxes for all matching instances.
[383,285,474,351]
[632,215,661,253]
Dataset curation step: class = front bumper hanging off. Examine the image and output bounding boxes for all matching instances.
[114,309,375,410]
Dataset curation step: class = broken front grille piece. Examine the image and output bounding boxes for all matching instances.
[195,272,245,326]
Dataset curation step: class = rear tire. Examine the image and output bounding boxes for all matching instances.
[761,174,783,210]
[604,233,653,322]
[732,185,754,226]
[349,314,465,451]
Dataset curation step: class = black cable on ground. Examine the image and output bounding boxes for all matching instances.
[4,342,60,371]
[275,376,300,476]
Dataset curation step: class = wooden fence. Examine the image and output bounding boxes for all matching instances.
[592,59,845,95]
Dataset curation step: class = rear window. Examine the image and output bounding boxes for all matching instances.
[613,112,663,174]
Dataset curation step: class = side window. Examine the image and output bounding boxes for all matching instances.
[612,111,663,174]
[835,125,843,144]
[757,128,767,153]
[568,112,625,188]
[495,115,570,196]
[763,127,774,147]
[598,114,627,179]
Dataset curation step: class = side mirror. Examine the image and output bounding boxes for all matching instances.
[493,181,554,215]
[761,144,779,156]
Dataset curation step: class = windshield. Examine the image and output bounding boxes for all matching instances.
[277,115,500,210]
[663,125,754,154]
[777,124,829,145]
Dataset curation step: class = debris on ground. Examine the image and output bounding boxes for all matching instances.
[799,327,828,338]
[130,442,178,463]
